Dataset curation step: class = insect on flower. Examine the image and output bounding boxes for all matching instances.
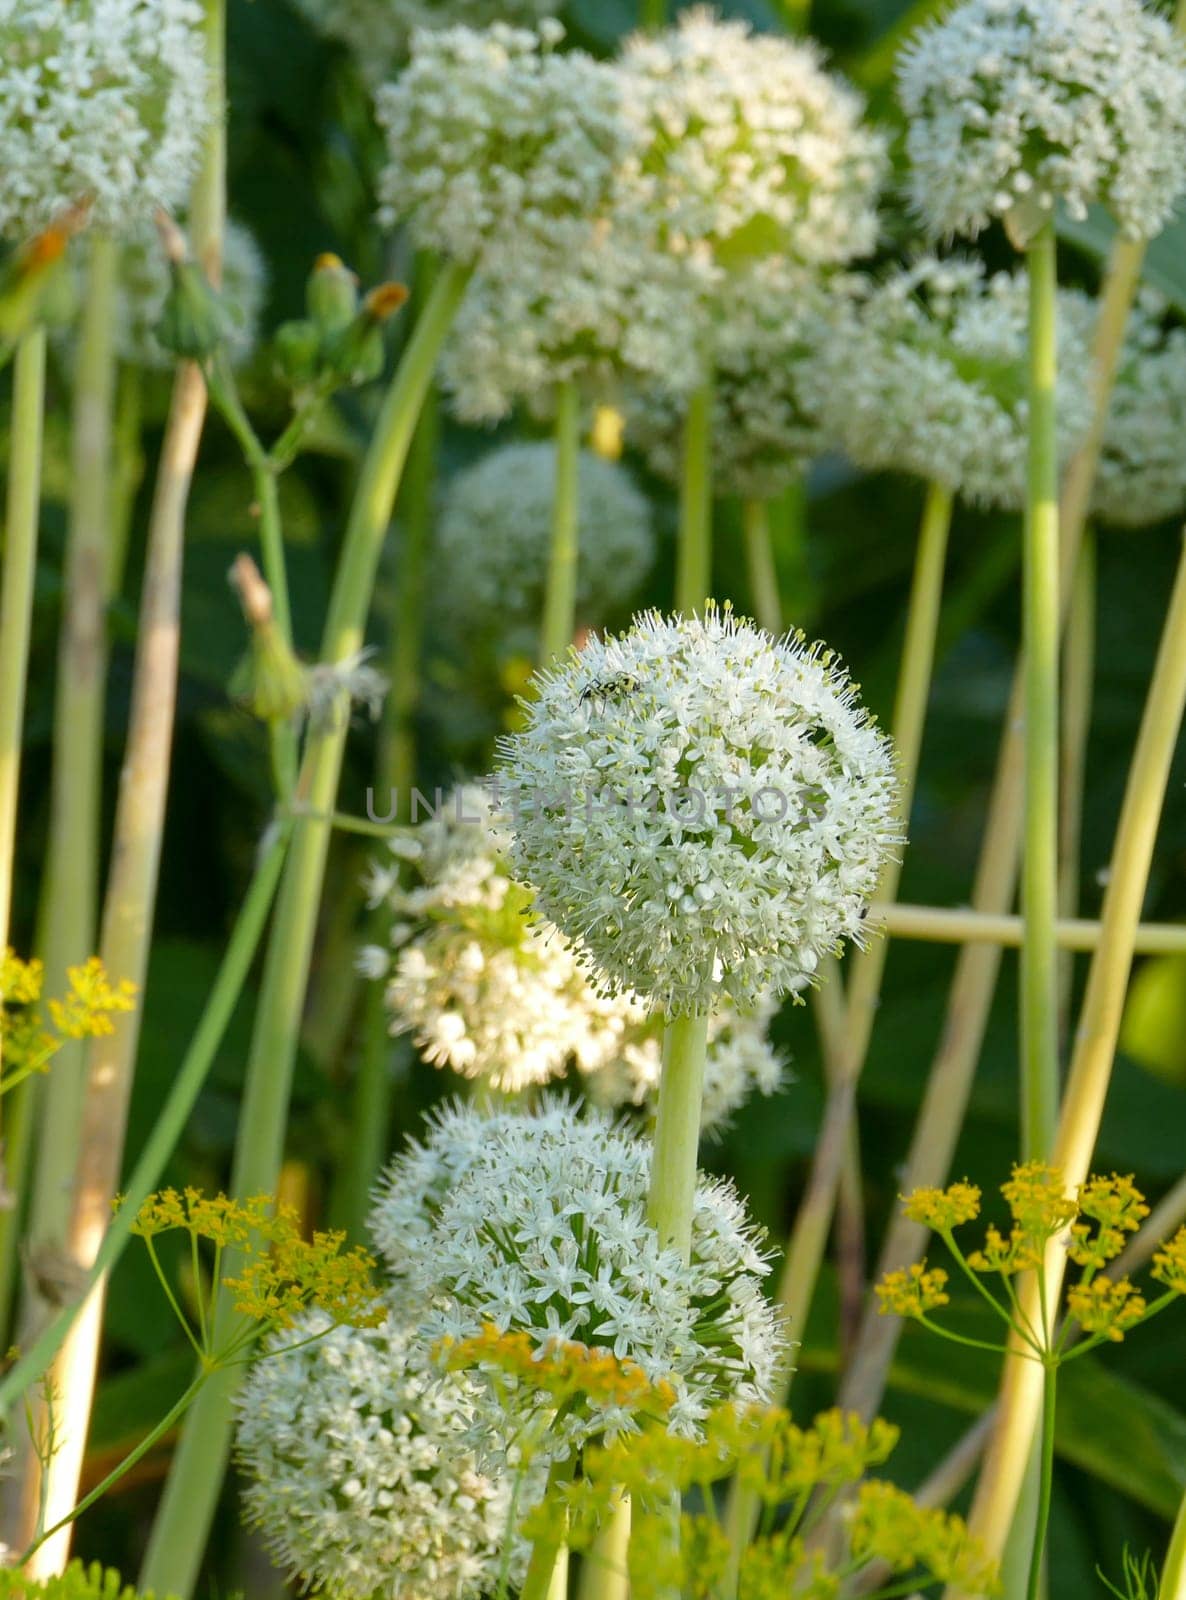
[578,673,640,709]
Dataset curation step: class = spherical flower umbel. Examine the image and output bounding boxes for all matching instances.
[235,1308,521,1599]
[1093,291,1186,529]
[617,9,887,274]
[803,257,1096,509]
[360,785,784,1125]
[375,23,631,271]
[436,443,653,638]
[370,1102,785,1455]
[0,0,211,239]
[898,0,1186,244]
[496,606,901,1016]
[291,0,558,85]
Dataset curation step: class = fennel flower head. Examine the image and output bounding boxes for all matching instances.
[235,1307,522,1600]
[376,23,631,271]
[0,0,211,240]
[109,219,266,370]
[370,1100,786,1456]
[898,0,1186,244]
[291,0,558,85]
[1094,291,1186,529]
[436,442,654,636]
[626,269,846,502]
[803,257,1097,509]
[495,606,901,1016]
[359,786,784,1127]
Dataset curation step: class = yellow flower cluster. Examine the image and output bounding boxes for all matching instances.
[1069,1174,1149,1270]
[902,1181,982,1231]
[125,1188,383,1333]
[0,1562,175,1600]
[1065,1277,1148,1342]
[438,1322,677,1419]
[1,951,136,1092]
[1152,1226,1186,1296]
[875,1262,951,1318]
[539,1400,995,1600]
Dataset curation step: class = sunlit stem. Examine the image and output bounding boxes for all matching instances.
[540,380,582,662]
[742,498,782,634]
[675,380,713,614]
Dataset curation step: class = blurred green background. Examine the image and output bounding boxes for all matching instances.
[7,0,1186,1590]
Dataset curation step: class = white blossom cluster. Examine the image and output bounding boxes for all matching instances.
[0,0,211,239]
[360,785,783,1125]
[235,1308,522,1599]
[376,24,631,271]
[106,220,266,370]
[435,442,653,637]
[1094,293,1186,529]
[291,0,557,84]
[898,0,1186,243]
[802,257,1097,509]
[617,10,886,274]
[370,1101,786,1456]
[626,271,845,501]
[497,607,900,1016]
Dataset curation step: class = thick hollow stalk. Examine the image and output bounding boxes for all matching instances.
[1057,528,1095,1037]
[1162,1485,1186,1600]
[521,1457,577,1600]
[742,498,782,634]
[675,381,713,615]
[578,1493,631,1600]
[837,230,1148,1434]
[948,534,1186,1596]
[647,1012,709,1260]
[1020,221,1061,1163]
[139,260,469,1598]
[639,0,666,26]
[0,326,47,1066]
[18,234,120,1340]
[540,381,581,662]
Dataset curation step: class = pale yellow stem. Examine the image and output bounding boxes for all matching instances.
[949,534,1186,1595]
[871,903,1186,954]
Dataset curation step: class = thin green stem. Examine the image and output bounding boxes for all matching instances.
[540,381,582,662]
[742,498,782,635]
[21,1373,209,1563]
[139,259,470,1599]
[0,818,290,1423]
[675,380,713,614]
[1025,1365,1057,1600]
[1021,221,1061,1164]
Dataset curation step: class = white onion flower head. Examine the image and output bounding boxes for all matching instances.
[362,785,783,1125]
[0,0,210,239]
[108,219,266,369]
[803,257,1096,509]
[291,0,557,85]
[376,24,631,270]
[898,0,1186,244]
[616,10,886,275]
[626,270,843,501]
[496,606,900,1016]
[371,1102,785,1455]
[1094,292,1186,529]
[235,1308,521,1599]
[437,443,654,634]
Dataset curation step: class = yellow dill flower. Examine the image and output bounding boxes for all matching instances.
[1,948,43,1004]
[849,1480,1000,1594]
[1065,1275,1148,1342]
[902,1181,982,1231]
[439,1323,677,1420]
[224,1221,383,1330]
[739,1533,840,1600]
[966,1222,1044,1275]
[1151,1226,1186,1296]
[47,957,136,1040]
[758,1409,899,1503]
[1069,1174,1149,1269]
[875,1261,950,1318]
[1001,1162,1077,1240]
